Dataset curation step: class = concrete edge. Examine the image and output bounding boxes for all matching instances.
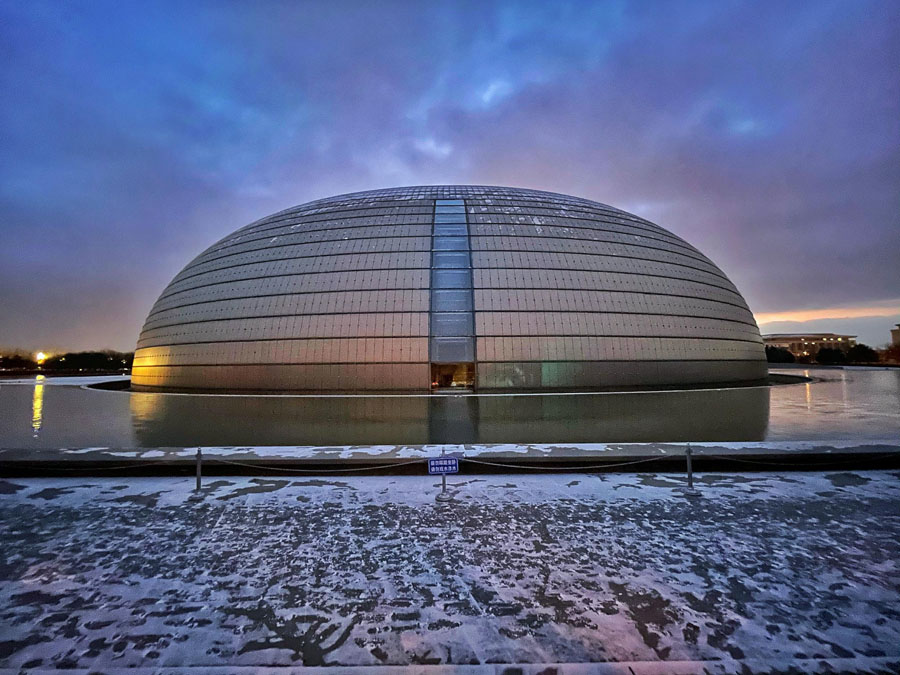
[2,441,899,477]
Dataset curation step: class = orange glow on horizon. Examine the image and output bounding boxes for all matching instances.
[755,303,900,326]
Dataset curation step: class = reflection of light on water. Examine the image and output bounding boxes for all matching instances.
[32,375,45,437]
[803,370,812,410]
[129,391,162,434]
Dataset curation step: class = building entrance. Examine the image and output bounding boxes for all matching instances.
[431,363,475,390]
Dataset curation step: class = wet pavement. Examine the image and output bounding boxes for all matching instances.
[1,471,899,673]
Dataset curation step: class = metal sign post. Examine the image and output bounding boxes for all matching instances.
[428,449,459,502]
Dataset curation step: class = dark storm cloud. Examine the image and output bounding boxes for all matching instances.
[1,0,897,350]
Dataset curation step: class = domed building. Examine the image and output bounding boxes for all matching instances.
[132,185,766,392]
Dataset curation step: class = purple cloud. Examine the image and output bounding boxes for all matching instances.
[1,0,897,350]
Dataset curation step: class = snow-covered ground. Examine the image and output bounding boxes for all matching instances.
[0,374,128,386]
[1,471,899,672]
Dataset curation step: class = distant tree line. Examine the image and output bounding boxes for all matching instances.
[765,346,795,363]
[765,343,880,365]
[0,350,133,372]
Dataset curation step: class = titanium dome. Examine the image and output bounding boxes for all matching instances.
[132,185,766,391]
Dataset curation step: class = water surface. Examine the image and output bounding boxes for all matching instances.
[1,367,897,447]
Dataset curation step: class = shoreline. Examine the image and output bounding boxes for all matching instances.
[2,440,899,477]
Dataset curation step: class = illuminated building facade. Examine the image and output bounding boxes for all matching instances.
[132,186,766,392]
[763,333,857,359]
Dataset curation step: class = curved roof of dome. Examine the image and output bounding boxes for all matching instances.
[133,185,765,392]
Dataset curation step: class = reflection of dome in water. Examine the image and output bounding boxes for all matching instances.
[130,387,770,445]
[132,185,766,392]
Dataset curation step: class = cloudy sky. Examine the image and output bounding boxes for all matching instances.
[1,0,898,351]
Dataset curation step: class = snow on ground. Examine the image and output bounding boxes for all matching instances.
[0,375,128,386]
[4,439,899,463]
[1,471,899,672]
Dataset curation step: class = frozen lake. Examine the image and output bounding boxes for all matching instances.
[0,367,898,447]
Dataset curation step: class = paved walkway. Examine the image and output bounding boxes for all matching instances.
[1,471,899,673]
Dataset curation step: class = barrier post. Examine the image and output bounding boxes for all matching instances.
[685,444,700,497]
[436,448,452,502]
[436,473,450,502]
[195,448,202,491]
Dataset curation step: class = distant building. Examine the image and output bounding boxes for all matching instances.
[763,333,856,359]
[891,324,900,347]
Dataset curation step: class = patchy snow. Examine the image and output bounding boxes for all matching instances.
[56,446,112,454]
[1,471,898,670]
[3,440,899,465]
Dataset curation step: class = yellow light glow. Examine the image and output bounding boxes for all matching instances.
[32,375,45,437]
[35,351,47,364]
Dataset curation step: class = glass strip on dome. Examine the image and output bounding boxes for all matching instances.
[429,199,476,388]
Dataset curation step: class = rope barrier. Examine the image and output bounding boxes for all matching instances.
[16,459,186,472]
[462,455,666,471]
[207,456,426,473]
[704,452,899,468]
[7,450,897,476]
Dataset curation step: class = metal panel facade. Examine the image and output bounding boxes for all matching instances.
[132,185,767,391]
